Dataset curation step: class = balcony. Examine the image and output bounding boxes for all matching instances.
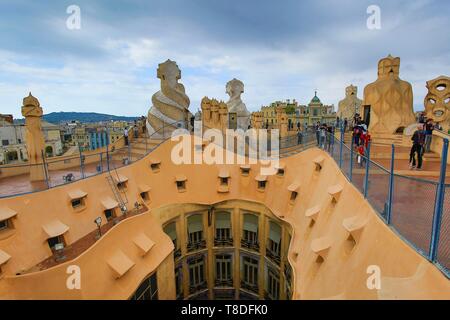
[214,237,233,247]
[174,248,182,260]
[241,239,260,252]
[186,239,206,253]
[266,248,281,265]
[214,278,233,287]
[189,282,208,295]
[240,280,259,294]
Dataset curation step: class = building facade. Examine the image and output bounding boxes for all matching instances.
[260,94,336,130]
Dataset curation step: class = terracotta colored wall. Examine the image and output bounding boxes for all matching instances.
[0,136,449,299]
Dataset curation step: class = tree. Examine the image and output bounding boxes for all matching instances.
[285,105,296,115]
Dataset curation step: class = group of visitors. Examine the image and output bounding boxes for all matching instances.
[314,121,335,151]
[352,119,371,167]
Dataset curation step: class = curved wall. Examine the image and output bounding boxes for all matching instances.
[0,136,449,299]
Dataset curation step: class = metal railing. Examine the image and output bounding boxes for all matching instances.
[1,121,448,278]
[0,120,188,198]
[321,128,449,278]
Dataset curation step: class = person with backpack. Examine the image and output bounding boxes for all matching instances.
[424,119,434,153]
[409,124,426,170]
[353,123,362,147]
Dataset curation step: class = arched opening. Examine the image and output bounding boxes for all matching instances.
[395,127,405,134]
[6,151,18,162]
[130,272,158,300]
[45,145,53,157]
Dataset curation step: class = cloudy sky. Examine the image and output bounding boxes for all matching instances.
[0,0,448,118]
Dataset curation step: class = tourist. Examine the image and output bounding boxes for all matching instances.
[133,124,139,138]
[297,128,303,145]
[424,119,434,153]
[124,127,129,146]
[353,122,362,146]
[326,125,333,151]
[343,118,348,132]
[409,124,426,170]
[315,121,321,146]
[319,124,326,149]
[418,112,426,124]
[357,143,365,167]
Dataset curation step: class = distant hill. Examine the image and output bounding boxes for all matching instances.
[15,112,140,124]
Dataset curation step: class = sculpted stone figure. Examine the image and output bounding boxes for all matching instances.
[337,85,362,120]
[201,97,228,132]
[424,75,450,132]
[21,93,46,181]
[363,55,415,134]
[225,78,250,130]
[147,59,191,137]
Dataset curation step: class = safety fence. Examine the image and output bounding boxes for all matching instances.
[321,130,449,278]
[0,122,448,277]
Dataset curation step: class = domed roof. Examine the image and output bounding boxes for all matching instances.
[310,91,321,104]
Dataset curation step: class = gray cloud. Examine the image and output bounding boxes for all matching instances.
[0,0,448,118]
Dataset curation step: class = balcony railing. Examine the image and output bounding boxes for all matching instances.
[174,248,182,260]
[266,248,281,265]
[214,278,233,287]
[241,239,260,252]
[214,237,233,247]
[240,280,258,294]
[186,239,207,252]
[189,282,208,295]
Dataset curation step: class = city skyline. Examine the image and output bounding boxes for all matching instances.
[0,0,449,119]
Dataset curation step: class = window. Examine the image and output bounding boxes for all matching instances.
[284,263,293,300]
[240,166,250,176]
[1,140,8,146]
[71,198,83,209]
[176,180,186,191]
[241,256,259,294]
[266,267,280,300]
[47,235,64,251]
[131,273,158,300]
[175,265,183,299]
[0,219,8,231]
[290,191,298,202]
[215,254,233,287]
[140,191,149,201]
[163,222,181,259]
[220,177,228,186]
[104,209,115,222]
[150,163,161,171]
[187,215,205,252]
[276,168,284,176]
[257,177,267,191]
[215,212,232,246]
[241,214,259,251]
[188,255,207,294]
[117,181,127,190]
[267,221,282,265]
